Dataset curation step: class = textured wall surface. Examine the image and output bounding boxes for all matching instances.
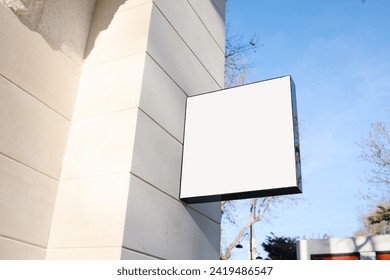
[0,0,96,63]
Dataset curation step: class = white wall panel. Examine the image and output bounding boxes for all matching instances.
[188,0,225,51]
[147,5,221,96]
[84,3,152,67]
[0,6,81,119]
[154,0,224,85]
[60,109,138,180]
[74,53,145,120]
[131,110,182,198]
[0,237,45,260]
[139,55,187,142]
[48,174,130,248]
[0,155,57,247]
[0,76,70,179]
[123,175,220,260]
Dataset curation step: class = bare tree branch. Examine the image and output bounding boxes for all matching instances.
[359,121,390,195]
[220,196,299,260]
[224,24,259,87]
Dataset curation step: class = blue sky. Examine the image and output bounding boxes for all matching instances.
[224,0,390,259]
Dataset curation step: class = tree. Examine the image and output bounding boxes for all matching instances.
[367,204,390,224]
[224,0,259,87]
[261,233,298,260]
[355,118,390,235]
[221,198,272,260]
[355,202,390,236]
[359,121,390,191]
[220,196,299,260]
[224,25,258,87]
[365,203,390,235]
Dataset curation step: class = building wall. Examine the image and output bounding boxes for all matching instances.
[121,0,225,260]
[297,235,390,260]
[0,0,225,259]
[46,0,151,260]
[0,0,96,259]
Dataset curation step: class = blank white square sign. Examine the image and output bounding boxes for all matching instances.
[180,76,302,203]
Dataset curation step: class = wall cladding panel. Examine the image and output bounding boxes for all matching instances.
[123,175,220,260]
[74,53,145,121]
[60,109,138,180]
[0,5,81,119]
[0,76,70,179]
[139,55,187,142]
[84,3,152,67]
[153,0,224,86]
[0,237,45,260]
[48,174,130,248]
[131,110,182,199]
[0,155,57,247]
[147,5,221,96]
[188,0,225,51]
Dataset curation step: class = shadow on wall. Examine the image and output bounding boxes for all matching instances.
[2,0,47,31]
[187,205,221,259]
[1,0,97,64]
[83,0,131,60]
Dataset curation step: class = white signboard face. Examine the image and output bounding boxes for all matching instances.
[180,76,302,203]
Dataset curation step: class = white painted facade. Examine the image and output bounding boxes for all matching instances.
[0,0,225,259]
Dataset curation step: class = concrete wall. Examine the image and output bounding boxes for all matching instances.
[121,0,225,260]
[0,0,95,259]
[1,0,225,259]
[45,0,151,259]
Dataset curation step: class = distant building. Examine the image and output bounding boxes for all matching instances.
[297,235,390,260]
[0,0,225,259]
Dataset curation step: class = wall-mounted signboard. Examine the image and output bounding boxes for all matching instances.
[180,76,302,203]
